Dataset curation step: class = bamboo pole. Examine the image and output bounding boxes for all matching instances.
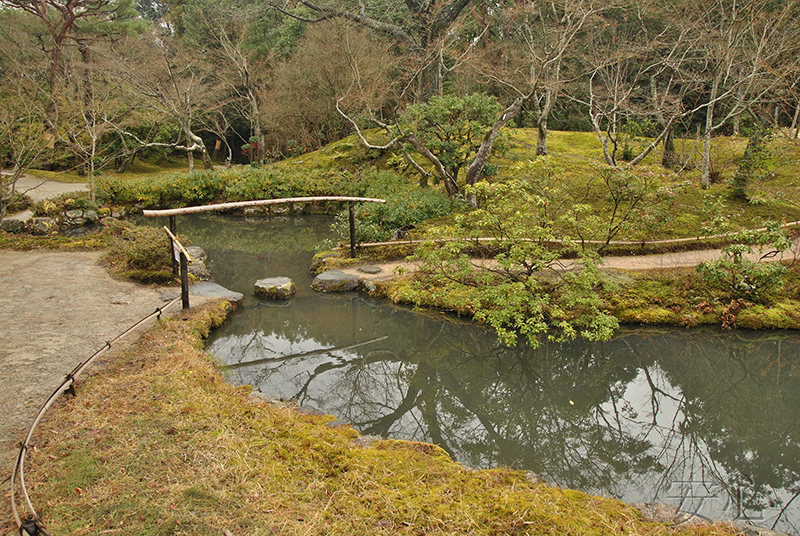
[164,226,192,309]
[349,201,356,258]
[169,215,178,277]
[142,196,386,217]
[163,226,192,260]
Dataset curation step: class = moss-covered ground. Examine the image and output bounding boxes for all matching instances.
[22,300,738,536]
[281,128,800,241]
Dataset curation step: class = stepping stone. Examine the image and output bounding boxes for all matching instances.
[311,269,361,292]
[254,277,295,299]
[358,265,382,274]
[190,282,244,305]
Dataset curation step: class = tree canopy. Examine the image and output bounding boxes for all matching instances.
[1,0,799,217]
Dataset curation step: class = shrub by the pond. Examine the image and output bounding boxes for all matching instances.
[222,168,370,201]
[102,220,177,284]
[332,170,454,243]
[96,168,374,210]
[5,192,32,214]
[96,171,228,209]
[31,191,98,217]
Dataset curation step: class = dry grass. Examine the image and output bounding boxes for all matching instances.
[24,300,738,535]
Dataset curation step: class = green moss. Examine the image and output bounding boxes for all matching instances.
[26,300,734,535]
[615,306,680,325]
[0,230,109,250]
[736,301,800,329]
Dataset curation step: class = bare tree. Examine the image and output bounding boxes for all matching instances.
[0,76,51,222]
[510,0,599,156]
[192,2,269,166]
[115,31,218,171]
[270,0,476,100]
[686,0,800,188]
[574,1,702,169]
[59,41,131,201]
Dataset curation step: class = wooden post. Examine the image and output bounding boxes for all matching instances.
[169,215,178,277]
[164,226,191,310]
[349,201,356,259]
[180,250,190,310]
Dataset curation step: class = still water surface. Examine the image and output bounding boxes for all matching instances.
[161,213,800,534]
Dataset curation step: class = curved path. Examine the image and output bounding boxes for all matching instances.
[337,245,799,281]
[3,174,88,222]
[0,251,170,473]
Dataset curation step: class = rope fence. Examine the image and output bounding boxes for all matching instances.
[10,297,183,535]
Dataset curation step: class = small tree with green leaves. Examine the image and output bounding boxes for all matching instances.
[403,177,618,348]
[400,93,504,193]
[568,166,682,252]
[696,221,790,303]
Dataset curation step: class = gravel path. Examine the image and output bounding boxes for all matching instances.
[4,175,88,222]
[0,250,171,475]
[1,177,169,532]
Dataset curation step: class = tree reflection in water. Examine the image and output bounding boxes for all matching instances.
[210,302,800,534]
[163,213,799,534]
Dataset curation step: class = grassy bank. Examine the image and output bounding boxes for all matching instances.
[369,264,800,332]
[24,300,737,536]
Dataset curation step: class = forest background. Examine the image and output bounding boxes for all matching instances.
[1,0,799,215]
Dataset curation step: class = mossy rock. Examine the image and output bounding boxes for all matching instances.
[311,269,361,293]
[736,301,800,329]
[254,277,296,299]
[615,306,679,325]
[309,250,342,275]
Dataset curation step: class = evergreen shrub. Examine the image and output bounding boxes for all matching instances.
[332,171,454,243]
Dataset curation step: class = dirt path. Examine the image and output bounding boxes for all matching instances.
[4,174,88,222]
[337,246,798,280]
[0,251,172,479]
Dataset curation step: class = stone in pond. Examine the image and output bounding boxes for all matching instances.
[254,277,295,299]
[185,246,207,263]
[311,269,361,293]
[190,282,244,305]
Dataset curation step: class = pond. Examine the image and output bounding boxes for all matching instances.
[156,213,800,535]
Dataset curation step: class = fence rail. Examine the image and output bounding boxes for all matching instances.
[143,196,387,259]
[11,297,182,535]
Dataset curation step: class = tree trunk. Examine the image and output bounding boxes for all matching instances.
[117,153,135,173]
[419,64,436,102]
[535,88,556,157]
[77,39,93,114]
[701,125,713,189]
[792,100,800,138]
[464,95,528,203]
[661,127,676,169]
[536,117,548,156]
[201,145,214,169]
[183,126,213,171]
[702,75,721,189]
[248,87,265,166]
[46,42,63,134]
